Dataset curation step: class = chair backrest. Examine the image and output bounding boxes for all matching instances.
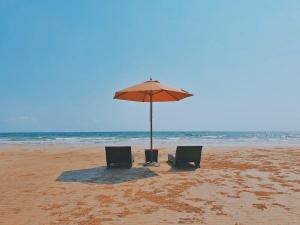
[105,146,132,163]
[175,146,203,163]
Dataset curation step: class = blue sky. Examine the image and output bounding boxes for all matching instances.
[0,0,299,132]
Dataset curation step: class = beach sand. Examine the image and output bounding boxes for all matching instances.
[0,145,299,225]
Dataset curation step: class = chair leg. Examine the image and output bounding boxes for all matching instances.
[107,162,111,169]
[128,162,132,169]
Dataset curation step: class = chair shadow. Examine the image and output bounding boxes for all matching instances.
[167,161,198,172]
[56,166,159,184]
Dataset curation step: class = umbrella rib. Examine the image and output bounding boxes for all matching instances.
[142,90,163,101]
[166,91,179,101]
[142,91,147,102]
[115,91,146,99]
[151,90,164,97]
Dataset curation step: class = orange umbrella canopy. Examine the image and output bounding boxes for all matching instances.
[114,79,193,154]
[114,79,193,102]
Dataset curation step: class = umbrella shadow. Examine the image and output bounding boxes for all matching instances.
[56,166,159,184]
[167,161,198,172]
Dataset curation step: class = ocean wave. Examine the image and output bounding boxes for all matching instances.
[1,132,300,147]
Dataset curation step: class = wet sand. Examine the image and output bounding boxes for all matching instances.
[0,145,299,225]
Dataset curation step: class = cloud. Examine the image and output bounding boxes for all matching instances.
[17,116,38,122]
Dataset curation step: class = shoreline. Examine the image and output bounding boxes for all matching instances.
[1,131,300,149]
[1,143,300,150]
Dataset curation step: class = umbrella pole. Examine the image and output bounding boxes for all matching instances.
[150,94,153,162]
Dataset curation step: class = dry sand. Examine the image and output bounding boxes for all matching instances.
[0,145,299,225]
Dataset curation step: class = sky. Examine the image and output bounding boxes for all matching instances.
[0,0,300,132]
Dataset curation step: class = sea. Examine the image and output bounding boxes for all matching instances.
[0,131,300,147]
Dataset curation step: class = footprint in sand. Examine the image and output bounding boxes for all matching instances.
[252,203,267,210]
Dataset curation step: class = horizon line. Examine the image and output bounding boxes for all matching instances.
[1,130,300,134]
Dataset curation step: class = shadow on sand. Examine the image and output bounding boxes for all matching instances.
[56,166,159,184]
[167,161,198,172]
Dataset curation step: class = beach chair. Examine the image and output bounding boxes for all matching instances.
[105,146,134,169]
[168,146,203,168]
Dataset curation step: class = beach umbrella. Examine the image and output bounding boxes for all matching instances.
[114,78,193,162]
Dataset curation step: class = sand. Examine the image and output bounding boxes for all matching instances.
[0,145,299,225]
